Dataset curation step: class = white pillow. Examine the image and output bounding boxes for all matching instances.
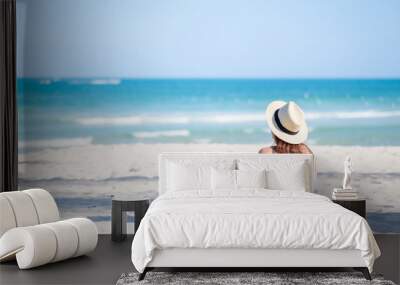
[211,169,268,191]
[237,158,310,191]
[236,169,267,189]
[167,162,211,191]
[266,162,308,191]
[211,168,236,191]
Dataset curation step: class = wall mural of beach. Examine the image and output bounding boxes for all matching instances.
[18,79,400,233]
[17,1,400,233]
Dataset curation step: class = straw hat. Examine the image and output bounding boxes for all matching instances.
[265,101,308,144]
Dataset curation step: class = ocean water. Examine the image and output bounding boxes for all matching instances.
[18,78,400,148]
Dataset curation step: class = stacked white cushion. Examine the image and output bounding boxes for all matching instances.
[211,168,236,191]
[159,153,315,194]
[238,158,310,192]
[166,158,235,192]
[236,169,267,189]
[0,189,98,269]
[0,226,57,268]
[1,191,40,227]
[167,163,211,191]
[211,169,268,191]
[0,196,16,237]
[42,221,79,262]
[266,162,308,191]
[65,218,98,257]
[24,188,60,223]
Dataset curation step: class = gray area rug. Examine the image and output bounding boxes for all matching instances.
[116,272,396,285]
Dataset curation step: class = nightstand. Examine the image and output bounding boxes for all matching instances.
[111,192,158,242]
[332,199,366,218]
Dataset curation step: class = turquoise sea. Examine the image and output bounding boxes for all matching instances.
[17,79,400,147]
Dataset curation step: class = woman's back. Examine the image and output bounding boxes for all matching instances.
[273,143,312,154]
[259,136,312,154]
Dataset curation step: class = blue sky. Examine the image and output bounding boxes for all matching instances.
[17,0,400,78]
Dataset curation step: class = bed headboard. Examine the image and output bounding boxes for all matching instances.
[158,152,316,195]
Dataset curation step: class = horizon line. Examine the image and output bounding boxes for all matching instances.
[16,77,400,80]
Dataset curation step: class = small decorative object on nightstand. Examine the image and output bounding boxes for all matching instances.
[342,155,353,190]
[111,191,157,242]
[332,199,366,218]
[332,156,360,201]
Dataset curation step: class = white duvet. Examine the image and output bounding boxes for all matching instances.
[131,190,380,273]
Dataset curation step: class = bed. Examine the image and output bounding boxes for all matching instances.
[131,153,380,280]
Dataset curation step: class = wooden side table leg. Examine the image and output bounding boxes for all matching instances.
[112,201,127,241]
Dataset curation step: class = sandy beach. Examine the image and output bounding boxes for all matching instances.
[18,143,400,233]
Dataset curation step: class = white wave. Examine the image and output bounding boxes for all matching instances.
[74,110,400,126]
[74,114,260,126]
[193,138,212,144]
[243,128,255,134]
[133,130,190,139]
[76,116,190,126]
[19,137,93,149]
[39,79,52,85]
[198,114,264,123]
[306,110,400,120]
[90,79,121,85]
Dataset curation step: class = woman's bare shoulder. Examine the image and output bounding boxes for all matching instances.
[258,146,274,154]
[299,144,313,154]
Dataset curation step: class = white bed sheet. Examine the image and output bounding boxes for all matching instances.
[131,190,380,273]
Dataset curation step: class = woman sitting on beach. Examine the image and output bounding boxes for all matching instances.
[259,101,312,154]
